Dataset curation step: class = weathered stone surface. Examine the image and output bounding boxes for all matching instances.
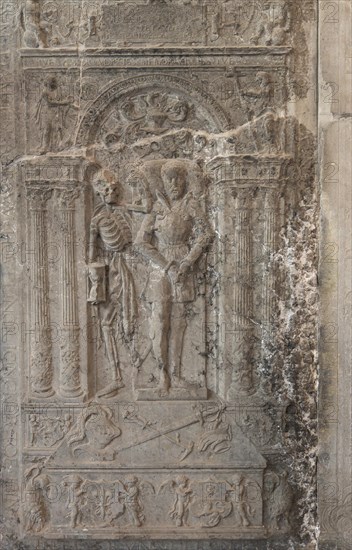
[0,1,349,548]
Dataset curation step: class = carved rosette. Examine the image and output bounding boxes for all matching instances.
[57,188,83,398]
[27,187,54,397]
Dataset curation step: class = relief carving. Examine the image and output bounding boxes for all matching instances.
[113,476,154,527]
[194,475,260,529]
[13,1,318,542]
[63,474,87,528]
[195,402,232,456]
[57,187,82,398]
[160,475,193,527]
[195,482,232,528]
[88,168,137,398]
[135,159,213,398]
[264,470,293,533]
[28,412,72,448]
[251,2,291,46]
[34,76,78,153]
[67,404,121,460]
[26,186,54,397]
[22,0,47,48]
[24,465,51,533]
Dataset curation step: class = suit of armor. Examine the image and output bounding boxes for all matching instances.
[136,160,213,393]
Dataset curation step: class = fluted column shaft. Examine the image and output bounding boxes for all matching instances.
[262,189,278,332]
[27,187,54,397]
[58,188,82,398]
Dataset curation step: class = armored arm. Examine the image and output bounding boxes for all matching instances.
[182,203,214,269]
[135,213,171,271]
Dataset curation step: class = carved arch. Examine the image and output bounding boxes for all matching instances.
[75,73,231,146]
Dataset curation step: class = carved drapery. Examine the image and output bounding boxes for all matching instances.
[57,188,83,398]
[26,187,54,397]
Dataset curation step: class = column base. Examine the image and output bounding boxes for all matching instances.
[59,387,84,399]
[32,387,56,398]
[136,385,208,401]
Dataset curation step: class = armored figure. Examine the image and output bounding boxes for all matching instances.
[136,160,213,394]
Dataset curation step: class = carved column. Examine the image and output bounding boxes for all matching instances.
[233,189,253,329]
[57,188,82,398]
[261,188,278,330]
[227,188,256,399]
[27,187,54,397]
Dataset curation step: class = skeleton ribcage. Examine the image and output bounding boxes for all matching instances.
[99,211,131,252]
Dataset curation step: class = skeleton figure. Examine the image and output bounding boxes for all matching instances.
[88,169,137,398]
[136,160,213,394]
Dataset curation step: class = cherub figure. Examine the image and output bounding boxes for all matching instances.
[114,476,154,527]
[160,475,193,527]
[226,474,255,528]
[24,466,50,533]
[28,413,40,446]
[63,474,87,528]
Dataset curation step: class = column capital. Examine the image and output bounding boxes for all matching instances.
[56,186,81,209]
[26,186,52,209]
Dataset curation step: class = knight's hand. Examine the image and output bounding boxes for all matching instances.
[167,265,178,286]
[177,261,191,281]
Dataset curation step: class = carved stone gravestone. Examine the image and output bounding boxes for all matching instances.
[2,1,349,549]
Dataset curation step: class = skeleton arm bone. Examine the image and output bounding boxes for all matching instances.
[88,222,99,263]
